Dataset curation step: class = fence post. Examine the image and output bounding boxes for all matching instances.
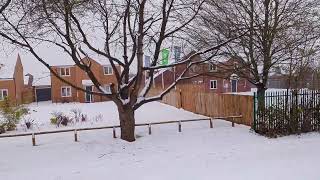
[209,118,213,128]
[232,117,235,127]
[179,89,182,109]
[148,124,152,135]
[32,133,36,146]
[74,129,78,142]
[253,92,257,130]
[178,121,182,132]
[113,127,116,138]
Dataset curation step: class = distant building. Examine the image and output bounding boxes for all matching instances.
[152,53,252,93]
[50,57,120,103]
[267,66,320,89]
[0,55,25,104]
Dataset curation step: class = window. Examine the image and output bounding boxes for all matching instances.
[0,89,8,101]
[60,67,71,76]
[210,80,218,89]
[209,63,217,72]
[103,84,111,94]
[61,86,72,97]
[103,66,113,75]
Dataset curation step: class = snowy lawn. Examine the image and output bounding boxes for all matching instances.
[8,101,206,134]
[1,119,320,180]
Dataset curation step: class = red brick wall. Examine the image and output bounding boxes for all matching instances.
[51,58,120,103]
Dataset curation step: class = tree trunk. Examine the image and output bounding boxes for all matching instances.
[118,105,136,142]
[256,83,266,112]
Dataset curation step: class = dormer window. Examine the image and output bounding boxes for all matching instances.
[209,63,217,72]
[60,67,71,76]
[103,66,113,75]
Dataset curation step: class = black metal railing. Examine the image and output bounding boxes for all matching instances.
[253,90,320,137]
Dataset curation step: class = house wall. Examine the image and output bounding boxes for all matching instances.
[51,58,120,103]
[51,66,78,103]
[0,55,25,105]
[0,79,16,105]
[153,56,252,93]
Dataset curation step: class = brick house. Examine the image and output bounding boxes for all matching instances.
[0,55,25,105]
[152,53,252,93]
[50,57,120,103]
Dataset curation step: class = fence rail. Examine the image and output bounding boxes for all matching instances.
[0,115,242,145]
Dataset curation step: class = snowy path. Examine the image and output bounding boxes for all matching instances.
[1,120,320,180]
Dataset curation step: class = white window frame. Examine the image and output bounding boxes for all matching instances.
[103,84,111,94]
[210,80,218,89]
[60,67,71,76]
[103,66,113,75]
[61,86,72,97]
[0,89,8,101]
[209,63,218,72]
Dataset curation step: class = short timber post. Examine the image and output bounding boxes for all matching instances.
[32,133,36,146]
[74,129,78,142]
[148,124,152,135]
[232,117,235,127]
[209,118,213,128]
[113,127,116,138]
[178,121,182,132]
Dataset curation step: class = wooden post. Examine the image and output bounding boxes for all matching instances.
[113,127,116,138]
[74,129,78,142]
[148,124,152,135]
[232,117,235,127]
[179,89,182,109]
[32,133,36,146]
[209,118,213,128]
[178,121,182,132]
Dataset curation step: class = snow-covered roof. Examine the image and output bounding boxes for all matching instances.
[0,62,15,79]
[82,79,94,86]
[0,54,18,79]
[32,73,51,86]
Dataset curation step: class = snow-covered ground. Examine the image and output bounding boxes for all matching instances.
[0,119,320,180]
[9,101,205,134]
[1,101,320,179]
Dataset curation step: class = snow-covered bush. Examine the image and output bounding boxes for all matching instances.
[24,117,35,129]
[93,114,103,122]
[0,98,29,133]
[50,111,73,127]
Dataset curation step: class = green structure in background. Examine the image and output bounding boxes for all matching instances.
[161,48,170,65]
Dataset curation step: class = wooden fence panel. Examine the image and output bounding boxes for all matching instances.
[148,86,253,126]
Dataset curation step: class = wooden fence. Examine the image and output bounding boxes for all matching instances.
[149,85,253,126]
[0,116,242,146]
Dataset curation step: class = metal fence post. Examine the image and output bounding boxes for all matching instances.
[253,92,257,131]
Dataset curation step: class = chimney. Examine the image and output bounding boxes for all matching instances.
[25,73,34,87]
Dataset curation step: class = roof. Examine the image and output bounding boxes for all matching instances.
[32,73,51,86]
[0,54,20,79]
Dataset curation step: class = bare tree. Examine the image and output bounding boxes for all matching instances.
[0,0,238,142]
[188,0,320,100]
